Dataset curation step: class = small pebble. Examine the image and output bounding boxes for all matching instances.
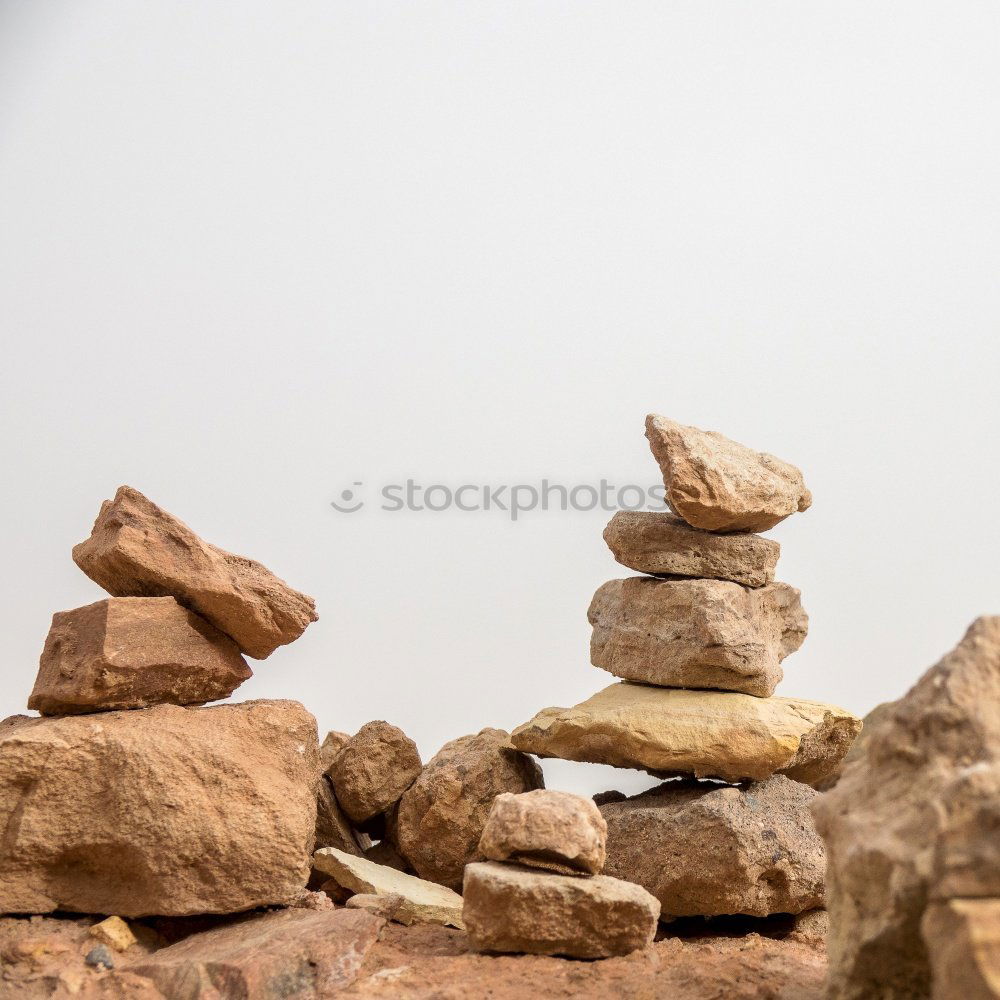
[84,945,114,970]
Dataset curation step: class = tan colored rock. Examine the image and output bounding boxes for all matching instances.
[814,700,893,791]
[315,774,370,855]
[72,486,317,659]
[319,729,350,773]
[589,577,807,697]
[462,861,659,959]
[601,776,824,918]
[27,597,251,715]
[812,617,1000,1000]
[512,682,859,787]
[0,699,318,916]
[645,414,811,533]
[604,511,780,587]
[313,846,464,928]
[396,728,544,890]
[479,789,607,876]
[125,907,383,998]
[346,892,405,920]
[327,721,422,824]
[88,917,137,953]
[923,899,1000,1000]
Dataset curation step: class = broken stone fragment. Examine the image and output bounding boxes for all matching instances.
[72,486,317,659]
[462,861,659,959]
[645,415,811,533]
[345,892,405,920]
[0,699,318,916]
[326,720,422,825]
[315,774,370,856]
[922,899,1000,1000]
[28,597,252,715]
[601,776,825,919]
[513,682,859,787]
[603,511,780,587]
[88,916,137,953]
[478,789,607,876]
[396,728,544,891]
[313,846,464,928]
[812,616,1000,1000]
[589,577,807,697]
[319,730,350,773]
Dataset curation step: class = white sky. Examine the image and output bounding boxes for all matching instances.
[2,1,998,797]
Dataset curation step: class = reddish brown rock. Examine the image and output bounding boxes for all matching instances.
[479,789,607,876]
[364,839,413,873]
[589,577,807,696]
[315,775,370,856]
[27,597,251,715]
[601,776,825,919]
[71,486,317,659]
[603,511,780,587]
[319,729,350,773]
[125,908,383,998]
[396,728,544,891]
[645,415,811,533]
[462,861,659,959]
[327,721,422,825]
[0,700,318,916]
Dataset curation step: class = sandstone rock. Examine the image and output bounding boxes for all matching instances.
[327,720,422,824]
[89,917,137,953]
[589,577,807,696]
[462,861,659,959]
[347,892,405,920]
[125,908,383,999]
[28,597,251,715]
[812,617,1000,1000]
[814,700,893,791]
[479,789,607,876]
[319,729,350,773]
[396,728,544,890]
[0,699,318,916]
[72,486,317,659]
[512,682,859,787]
[603,511,780,587]
[645,415,811,533]
[601,776,825,918]
[315,774,370,855]
[365,839,413,873]
[313,846,464,928]
[923,899,1000,1000]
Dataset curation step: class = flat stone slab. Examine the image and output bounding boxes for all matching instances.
[512,682,860,787]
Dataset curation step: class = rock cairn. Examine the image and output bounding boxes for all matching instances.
[0,486,320,917]
[512,415,862,923]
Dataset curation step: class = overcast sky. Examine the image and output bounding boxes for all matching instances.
[2,1,998,796]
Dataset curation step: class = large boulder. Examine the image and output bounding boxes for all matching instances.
[922,899,1000,1000]
[812,617,1000,1000]
[644,414,811,533]
[512,682,859,787]
[588,577,807,697]
[0,699,318,916]
[396,728,543,890]
[72,486,317,659]
[601,776,825,918]
[28,597,251,715]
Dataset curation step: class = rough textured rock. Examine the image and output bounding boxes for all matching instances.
[814,700,893,791]
[463,861,659,959]
[513,682,859,787]
[923,899,1000,1000]
[604,511,780,587]
[319,729,350,773]
[645,414,811,533]
[479,789,607,876]
[72,486,317,659]
[0,699,318,916]
[313,847,464,928]
[315,775,370,856]
[126,908,384,999]
[327,721,422,825]
[601,776,825,918]
[396,728,544,890]
[589,577,807,696]
[89,917,138,953]
[812,616,1000,1000]
[347,892,405,920]
[28,597,251,715]
[364,839,413,873]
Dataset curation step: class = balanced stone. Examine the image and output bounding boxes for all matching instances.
[645,414,811,533]
[512,682,860,787]
[601,776,825,919]
[479,789,607,876]
[28,597,251,715]
[589,577,807,697]
[72,485,317,658]
[603,511,780,587]
[462,861,659,959]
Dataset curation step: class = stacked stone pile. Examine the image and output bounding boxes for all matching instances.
[512,415,862,923]
[0,486,320,917]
